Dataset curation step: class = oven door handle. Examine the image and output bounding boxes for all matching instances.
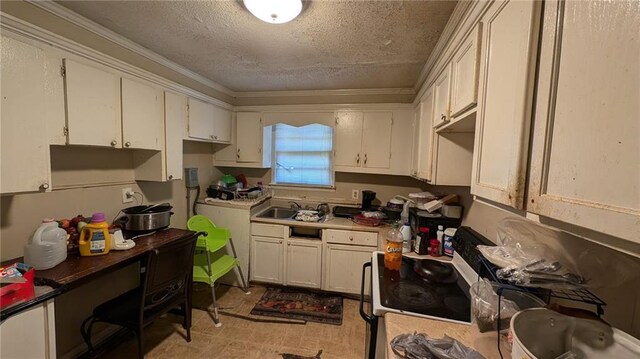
[359,261,373,323]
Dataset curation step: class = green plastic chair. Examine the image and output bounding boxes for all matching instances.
[187,215,249,327]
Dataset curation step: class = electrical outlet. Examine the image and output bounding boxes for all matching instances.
[122,187,134,203]
[351,189,359,200]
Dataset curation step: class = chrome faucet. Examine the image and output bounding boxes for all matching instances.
[288,201,302,210]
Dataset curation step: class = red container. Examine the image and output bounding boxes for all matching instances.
[429,239,441,257]
[0,264,35,309]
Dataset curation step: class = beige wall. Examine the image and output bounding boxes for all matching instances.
[0,141,219,356]
[216,167,473,209]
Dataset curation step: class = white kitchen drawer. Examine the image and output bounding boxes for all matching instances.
[323,229,378,247]
[251,223,285,238]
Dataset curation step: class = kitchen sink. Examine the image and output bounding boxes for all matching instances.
[256,207,298,219]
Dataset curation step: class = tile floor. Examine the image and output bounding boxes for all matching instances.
[101,284,366,358]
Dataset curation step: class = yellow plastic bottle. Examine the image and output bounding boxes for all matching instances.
[79,213,111,256]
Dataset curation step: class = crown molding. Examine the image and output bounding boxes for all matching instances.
[234,102,415,113]
[235,87,415,98]
[413,0,491,106]
[413,0,474,93]
[25,0,236,96]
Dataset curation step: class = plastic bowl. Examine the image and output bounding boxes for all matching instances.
[470,281,546,332]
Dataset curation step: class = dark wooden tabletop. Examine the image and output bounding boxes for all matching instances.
[34,228,196,288]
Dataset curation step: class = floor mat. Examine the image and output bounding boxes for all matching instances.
[250,287,343,325]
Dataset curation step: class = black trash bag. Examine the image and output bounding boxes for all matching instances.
[390,332,486,359]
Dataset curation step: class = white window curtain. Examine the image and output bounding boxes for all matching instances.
[272,123,334,187]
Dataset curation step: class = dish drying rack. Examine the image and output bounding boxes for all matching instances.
[479,257,606,358]
[234,188,270,202]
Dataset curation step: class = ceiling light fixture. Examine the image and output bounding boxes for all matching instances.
[243,0,302,24]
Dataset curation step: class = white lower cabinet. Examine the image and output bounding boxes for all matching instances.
[250,235,284,284]
[285,239,322,289]
[0,300,56,359]
[323,243,374,295]
[250,224,376,293]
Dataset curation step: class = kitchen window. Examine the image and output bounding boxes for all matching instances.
[271,123,334,187]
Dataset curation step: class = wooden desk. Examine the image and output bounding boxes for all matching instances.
[35,228,196,289]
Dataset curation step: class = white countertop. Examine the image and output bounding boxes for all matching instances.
[385,312,511,359]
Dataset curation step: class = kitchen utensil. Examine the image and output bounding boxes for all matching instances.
[524,270,585,285]
[382,206,402,221]
[361,190,376,211]
[141,202,170,213]
[408,191,437,210]
[119,204,173,231]
[423,194,458,213]
[316,203,330,216]
[412,259,457,283]
[387,198,404,210]
[352,214,382,227]
[511,308,640,359]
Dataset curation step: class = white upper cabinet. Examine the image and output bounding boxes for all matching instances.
[211,104,232,143]
[471,0,541,209]
[414,87,436,181]
[187,98,214,141]
[236,112,263,163]
[335,110,407,174]
[164,91,187,180]
[214,112,272,168]
[64,59,121,148]
[121,77,164,150]
[450,24,481,118]
[334,111,364,167]
[362,112,393,169]
[187,98,231,143]
[528,0,640,243]
[432,64,452,128]
[1,36,51,194]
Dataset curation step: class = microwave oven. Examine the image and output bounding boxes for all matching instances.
[408,207,462,240]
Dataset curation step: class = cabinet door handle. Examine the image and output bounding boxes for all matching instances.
[210,135,215,139]
[110,140,117,147]
[279,240,283,244]
[356,153,360,165]
[364,154,368,165]
[168,175,173,180]
[214,135,218,140]
[41,183,49,190]
[124,141,131,148]
[349,236,354,241]
[441,114,446,121]
[287,243,291,246]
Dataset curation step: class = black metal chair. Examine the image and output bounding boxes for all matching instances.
[81,233,198,358]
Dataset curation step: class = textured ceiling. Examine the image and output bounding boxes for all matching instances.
[57,0,457,92]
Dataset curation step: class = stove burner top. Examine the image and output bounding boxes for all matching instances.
[389,282,438,308]
[376,254,471,323]
[443,296,470,316]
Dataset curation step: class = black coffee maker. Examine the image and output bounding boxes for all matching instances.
[361,190,376,211]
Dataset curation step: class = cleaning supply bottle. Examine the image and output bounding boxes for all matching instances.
[400,223,412,253]
[436,225,445,256]
[384,222,404,271]
[79,213,111,256]
[23,219,68,270]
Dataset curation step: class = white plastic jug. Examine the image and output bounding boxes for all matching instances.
[23,219,68,270]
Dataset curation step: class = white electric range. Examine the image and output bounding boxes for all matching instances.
[359,226,493,359]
